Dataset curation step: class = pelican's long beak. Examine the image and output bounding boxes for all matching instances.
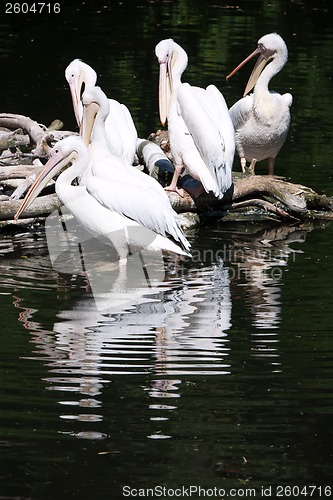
[158,57,172,126]
[226,47,269,97]
[80,101,99,146]
[69,71,84,126]
[14,153,72,220]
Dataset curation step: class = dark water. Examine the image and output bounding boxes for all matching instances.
[1,1,333,499]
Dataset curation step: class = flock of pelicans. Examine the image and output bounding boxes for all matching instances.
[15,32,292,262]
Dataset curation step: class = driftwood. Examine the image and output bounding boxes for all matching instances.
[0,129,30,150]
[0,164,44,181]
[0,117,332,228]
[1,157,332,225]
[0,113,76,158]
[147,132,333,220]
[0,193,60,224]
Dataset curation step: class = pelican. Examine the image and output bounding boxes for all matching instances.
[65,59,137,165]
[155,38,235,199]
[79,86,191,255]
[80,85,187,221]
[14,136,191,262]
[226,33,292,175]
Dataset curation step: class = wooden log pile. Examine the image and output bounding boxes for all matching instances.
[0,113,332,229]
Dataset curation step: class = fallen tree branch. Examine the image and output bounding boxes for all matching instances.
[0,113,47,153]
[0,129,30,150]
[3,174,331,225]
[0,193,61,221]
[232,175,307,213]
[0,113,77,158]
[0,164,44,181]
[230,198,297,220]
[0,125,332,227]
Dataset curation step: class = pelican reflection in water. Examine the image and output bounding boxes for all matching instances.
[227,33,292,175]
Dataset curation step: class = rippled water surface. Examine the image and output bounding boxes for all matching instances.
[1,1,333,499]
[1,219,333,498]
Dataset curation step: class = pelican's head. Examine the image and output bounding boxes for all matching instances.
[14,136,88,220]
[226,33,288,96]
[80,86,110,146]
[65,59,98,126]
[257,33,288,61]
[155,38,188,125]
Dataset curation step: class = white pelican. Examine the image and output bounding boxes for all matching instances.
[155,38,235,199]
[80,85,187,218]
[14,136,191,262]
[79,86,191,254]
[65,59,137,165]
[226,33,292,175]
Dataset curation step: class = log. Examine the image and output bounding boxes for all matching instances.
[0,165,44,181]
[0,121,332,227]
[47,119,64,131]
[0,129,30,150]
[0,193,61,221]
[0,113,47,153]
[0,113,77,157]
[5,171,328,224]
[232,175,307,213]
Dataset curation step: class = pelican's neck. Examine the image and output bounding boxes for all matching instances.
[56,153,87,202]
[90,105,110,155]
[82,64,97,88]
[254,52,286,97]
[171,43,188,91]
[253,53,287,119]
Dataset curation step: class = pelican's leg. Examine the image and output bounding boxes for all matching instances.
[268,157,275,176]
[240,157,247,173]
[249,158,257,174]
[164,164,184,197]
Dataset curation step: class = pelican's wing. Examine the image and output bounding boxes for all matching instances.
[106,99,137,165]
[119,103,138,162]
[86,176,190,252]
[282,92,293,109]
[206,85,235,169]
[228,94,253,131]
[177,82,233,196]
[104,107,124,160]
[90,152,172,205]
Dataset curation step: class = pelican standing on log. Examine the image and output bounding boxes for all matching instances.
[155,39,235,199]
[14,136,192,262]
[227,33,292,175]
[65,59,137,165]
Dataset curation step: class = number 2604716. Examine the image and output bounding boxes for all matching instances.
[5,3,61,14]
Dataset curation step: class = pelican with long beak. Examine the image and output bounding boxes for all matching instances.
[14,136,191,263]
[155,38,235,199]
[227,33,292,175]
[65,59,137,165]
[79,85,190,233]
